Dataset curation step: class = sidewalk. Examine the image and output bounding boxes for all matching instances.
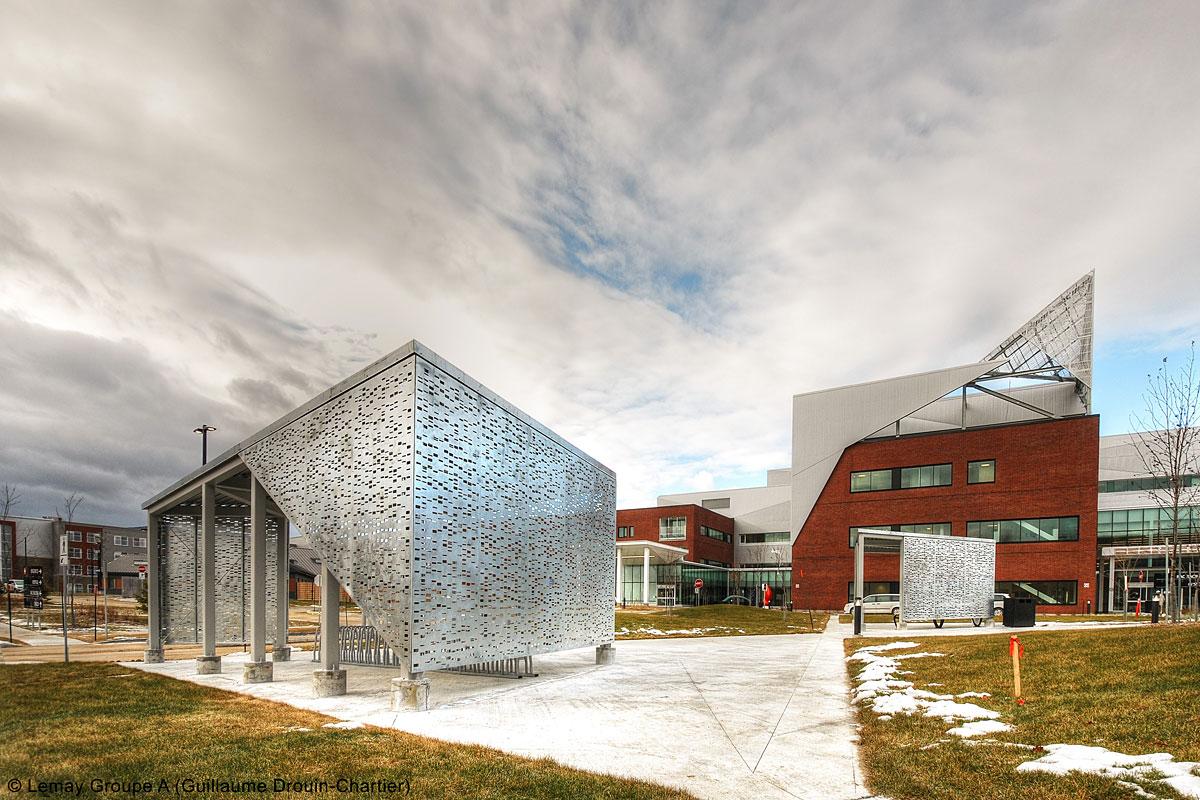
[129,622,870,800]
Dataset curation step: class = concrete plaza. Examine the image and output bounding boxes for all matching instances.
[127,626,868,800]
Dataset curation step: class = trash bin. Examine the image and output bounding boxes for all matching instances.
[1150,599,1161,624]
[1003,596,1036,627]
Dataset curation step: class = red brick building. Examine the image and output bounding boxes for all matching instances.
[793,416,1099,612]
[616,504,734,567]
[650,273,1102,614]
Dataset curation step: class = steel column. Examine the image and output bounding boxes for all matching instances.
[642,546,650,605]
[249,478,267,663]
[200,481,217,658]
[319,564,340,671]
[274,516,289,657]
[853,533,865,635]
[144,512,162,661]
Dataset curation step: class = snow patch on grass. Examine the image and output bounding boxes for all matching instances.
[848,641,1005,735]
[947,720,1013,738]
[1017,744,1200,799]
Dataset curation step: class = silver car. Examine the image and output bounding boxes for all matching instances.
[842,593,900,615]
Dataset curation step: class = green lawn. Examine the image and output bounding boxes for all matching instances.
[847,626,1200,800]
[616,604,827,639]
[0,663,692,800]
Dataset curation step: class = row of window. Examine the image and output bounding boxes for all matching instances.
[617,520,733,543]
[701,497,730,510]
[68,565,99,576]
[741,532,789,544]
[1098,475,1200,494]
[1099,507,1200,546]
[849,523,951,548]
[850,460,995,493]
[966,516,1079,543]
[846,579,1078,605]
[848,517,1080,548]
[67,531,146,547]
[700,525,732,543]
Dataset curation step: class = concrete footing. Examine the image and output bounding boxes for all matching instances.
[271,646,292,662]
[313,669,347,697]
[390,676,430,711]
[595,643,615,665]
[243,660,274,684]
[195,655,222,674]
[143,649,164,664]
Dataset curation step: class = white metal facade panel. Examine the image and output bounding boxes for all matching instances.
[900,535,995,622]
[240,359,417,665]
[231,346,615,673]
[410,359,615,672]
[788,360,1004,543]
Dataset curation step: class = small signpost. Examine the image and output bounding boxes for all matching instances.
[694,578,703,605]
[1010,635,1025,705]
[24,566,44,610]
[138,563,147,581]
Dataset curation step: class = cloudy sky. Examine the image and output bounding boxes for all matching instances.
[2,1,1199,526]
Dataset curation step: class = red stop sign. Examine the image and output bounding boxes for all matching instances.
[138,564,147,574]
[694,578,704,590]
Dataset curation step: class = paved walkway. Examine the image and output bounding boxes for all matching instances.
[127,625,869,800]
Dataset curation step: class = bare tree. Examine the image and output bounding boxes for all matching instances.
[768,543,789,622]
[1,484,18,581]
[1131,342,1200,623]
[55,493,85,632]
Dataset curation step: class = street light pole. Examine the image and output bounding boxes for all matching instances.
[193,425,217,465]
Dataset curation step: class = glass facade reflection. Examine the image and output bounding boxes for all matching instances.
[619,563,792,607]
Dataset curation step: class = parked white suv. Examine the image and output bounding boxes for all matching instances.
[842,593,900,616]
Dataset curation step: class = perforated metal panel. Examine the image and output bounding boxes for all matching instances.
[411,359,615,671]
[241,361,417,662]
[238,349,615,673]
[160,513,281,644]
[900,536,995,622]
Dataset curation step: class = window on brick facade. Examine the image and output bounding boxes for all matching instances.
[617,526,635,538]
[700,525,731,543]
[70,547,82,559]
[995,580,1077,605]
[87,532,100,543]
[849,523,952,548]
[741,532,790,544]
[967,516,1079,543]
[659,517,687,541]
[968,460,996,484]
[851,464,951,492]
[69,531,81,542]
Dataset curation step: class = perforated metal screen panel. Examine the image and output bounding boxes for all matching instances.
[900,535,995,622]
[160,513,281,643]
[238,349,615,673]
[241,361,417,662]
[411,360,615,671]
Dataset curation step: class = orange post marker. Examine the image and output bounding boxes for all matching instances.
[1009,635,1025,703]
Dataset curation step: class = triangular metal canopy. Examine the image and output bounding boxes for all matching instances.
[984,271,1094,411]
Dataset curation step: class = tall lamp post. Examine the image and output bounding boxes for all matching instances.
[194,425,217,465]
